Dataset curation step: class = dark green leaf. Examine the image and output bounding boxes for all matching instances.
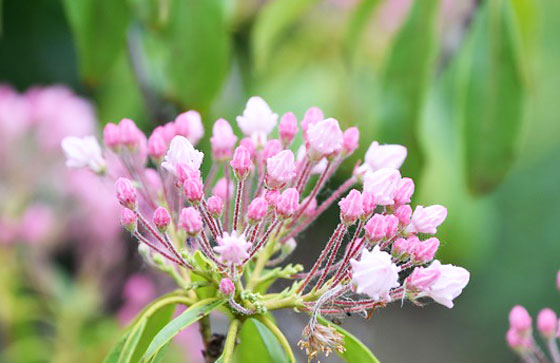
[61,0,130,84]
[130,304,176,362]
[252,0,321,72]
[143,299,225,360]
[377,0,441,178]
[317,316,380,362]
[461,1,526,193]
[234,318,286,363]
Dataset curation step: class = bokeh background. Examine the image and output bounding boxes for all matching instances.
[1,0,559,361]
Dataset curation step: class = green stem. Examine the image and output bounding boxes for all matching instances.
[222,319,242,362]
[246,236,278,290]
[256,315,296,363]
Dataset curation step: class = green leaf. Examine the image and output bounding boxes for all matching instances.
[61,0,130,84]
[146,342,170,363]
[104,331,130,363]
[143,298,226,360]
[461,1,526,194]
[190,251,217,300]
[342,0,381,64]
[161,0,230,111]
[234,318,286,363]
[117,319,147,363]
[130,304,176,362]
[377,0,441,178]
[252,0,321,72]
[317,316,380,363]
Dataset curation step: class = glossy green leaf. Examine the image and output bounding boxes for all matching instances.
[342,0,380,63]
[252,0,321,72]
[462,1,526,194]
[146,342,170,363]
[190,251,217,300]
[377,0,440,177]
[130,303,176,362]
[117,319,147,363]
[317,316,380,362]
[61,0,130,84]
[234,318,286,363]
[143,299,226,360]
[162,0,230,111]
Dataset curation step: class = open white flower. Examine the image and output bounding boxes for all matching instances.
[236,97,278,146]
[61,135,106,173]
[161,135,204,175]
[419,260,470,308]
[350,245,400,301]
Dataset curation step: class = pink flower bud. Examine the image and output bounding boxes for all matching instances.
[279,112,298,146]
[306,118,343,161]
[210,118,237,160]
[393,177,414,205]
[411,237,440,263]
[509,305,532,332]
[506,328,531,351]
[212,178,234,202]
[338,189,363,225]
[153,207,171,232]
[276,188,300,218]
[391,237,409,258]
[301,106,323,134]
[230,146,252,180]
[342,127,359,156]
[219,277,235,296]
[179,207,203,236]
[161,122,177,143]
[103,123,120,149]
[183,177,204,203]
[265,189,281,207]
[207,195,223,217]
[175,111,204,145]
[384,215,399,239]
[537,308,557,338]
[118,118,143,148]
[394,204,412,225]
[115,178,137,209]
[301,197,317,217]
[406,266,441,291]
[176,163,201,185]
[120,208,137,232]
[406,205,447,235]
[363,168,401,206]
[240,137,256,159]
[266,150,296,189]
[364,214,386,241]
[405,235,421,255]
[248,197,268,223]
[262,139,282,160]
[148,131,167,160]
[361,192,376,218]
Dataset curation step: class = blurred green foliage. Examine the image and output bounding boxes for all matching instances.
[1,0,560,361]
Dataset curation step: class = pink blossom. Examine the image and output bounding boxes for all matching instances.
[393,177,414,205]
[509,305,532,332]
[61,135,106,173]
[262,139,282,160]
[405,205,447,234]
[364,214,387,241]
[306,118,343,160]
[248,197,268,223]
[363,168,401,206]
[115,178,137,209]
[214,231,251,265]
[265,189,281,207]
[236,96,278,146]
[206,195,223,217]
[230,146,252,180]
[153,207,171,232]
[338,189,363,225]
[506,328,531,351]
[406,266,441,291]
[212,178,234,201]
[183,177,204,203]
[240,137,256,159]
[279,112,298,146]
[537,308,557,338]
[411,237,440,263]
[394,204,412,225]
[161,136,204,175]
[210,118,238,160]
[266,150,296,189]
[219,278,235,296]
[301,106,323,134]
[19,204,54,244]
[350,245,400,301]
[420,260,470,308]
[361,191,376,217]
[391,237,409,258]
[342,127,359,156]
[179,207,203,236]
[118,118,144,149]
[103,123,120,149]
[147,131,167,160]
[276,188,300,218]
[176,163,201,185]
[175,110,204,145]
[361,141,407,173]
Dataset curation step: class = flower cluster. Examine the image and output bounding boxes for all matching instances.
[506,269,560,363]
[63,97,470,362]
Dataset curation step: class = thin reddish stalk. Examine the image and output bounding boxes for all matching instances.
[290,161,332,226]
[242,219,280,264]
[331,220,365,286]
[224,162,231,229]
[134,231,191,268]
[313,225,347,289]
[233,179,244,232]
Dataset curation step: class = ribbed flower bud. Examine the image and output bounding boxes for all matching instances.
[279,112,298,146]
[276,188,300,218]
[230,145,252,180]
[179,207,203,236]
[153,207,171,232]
[115,178,137,209]
[248,197,268,224]
[338,189,363,226]
[120,208,137,232]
